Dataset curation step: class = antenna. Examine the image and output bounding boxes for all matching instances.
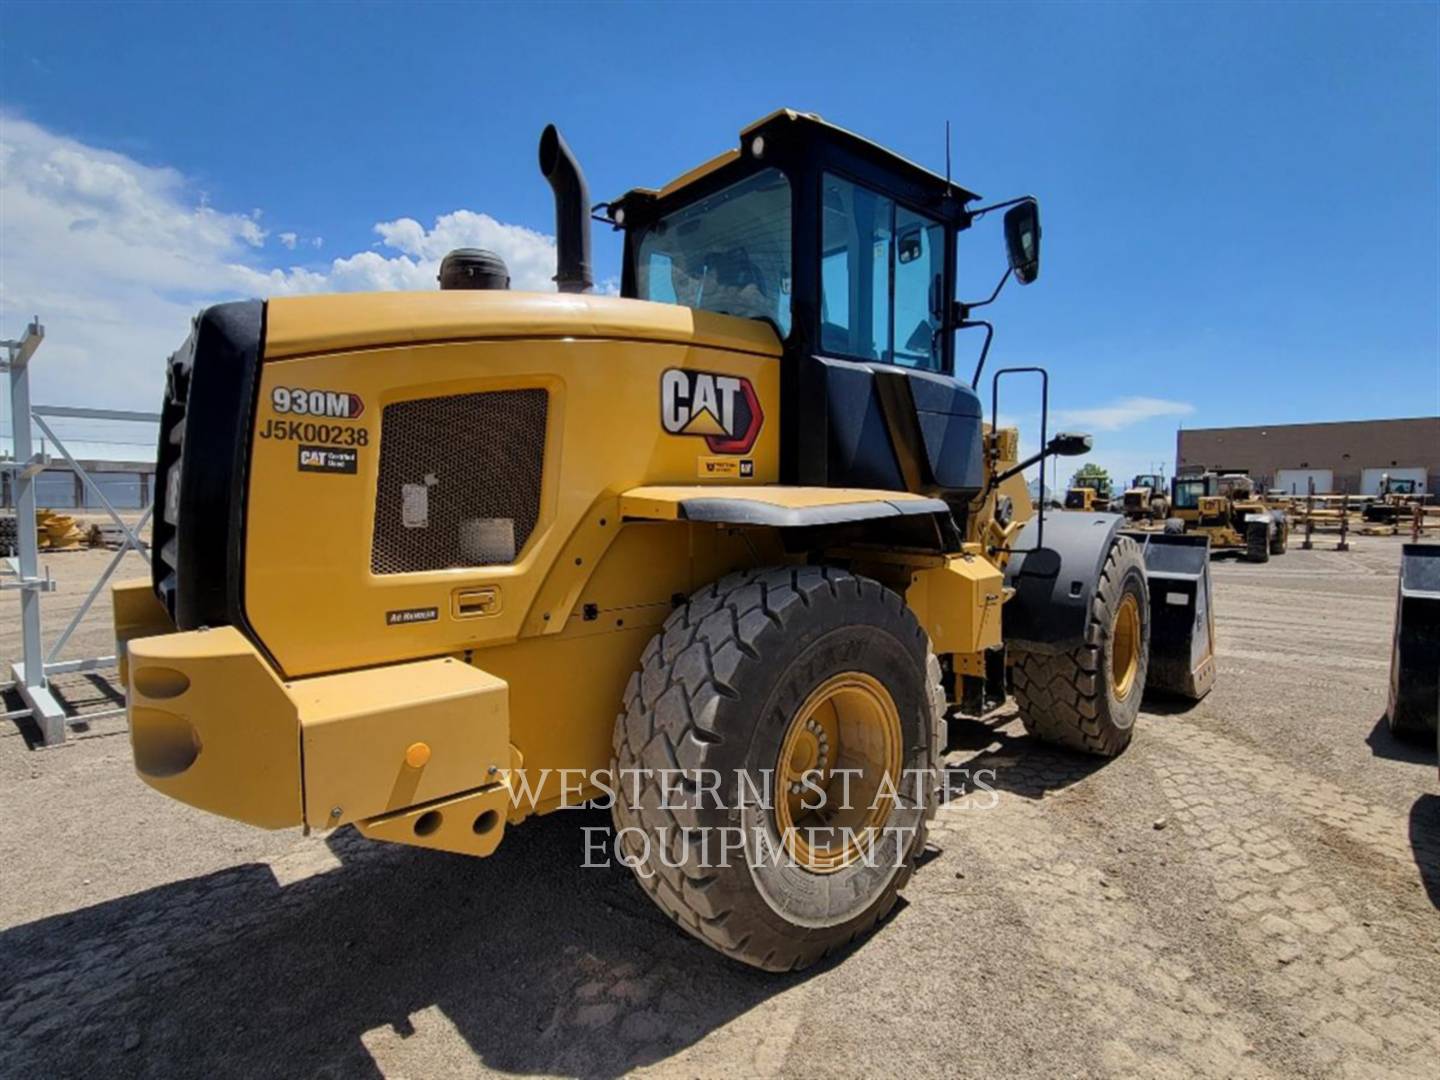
[944,120,952,187]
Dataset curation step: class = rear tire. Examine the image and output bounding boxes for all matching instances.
[1246,520,1271,563]
[611,566,944,972]
[1012,537,1150,757]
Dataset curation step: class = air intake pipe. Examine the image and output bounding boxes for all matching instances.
[538,124,593,294]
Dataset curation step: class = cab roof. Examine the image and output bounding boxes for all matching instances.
[614,109,981,209]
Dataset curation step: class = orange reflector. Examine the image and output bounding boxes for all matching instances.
[404,742,432,768]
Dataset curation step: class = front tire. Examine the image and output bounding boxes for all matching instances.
[1246,520,1271,562]
[1269,515,1288,555]
[611,566,944,972]
[1012,537,1150,757]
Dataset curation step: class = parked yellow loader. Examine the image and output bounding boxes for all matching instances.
[1064,476,1112,511]
[114,111,1215,970]
[1120,473,1170,523]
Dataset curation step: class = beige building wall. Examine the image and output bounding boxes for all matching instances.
[1175,417,1440,494]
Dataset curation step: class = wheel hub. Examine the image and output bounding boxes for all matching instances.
[774,672,903,874]
[1112,592,1141,701]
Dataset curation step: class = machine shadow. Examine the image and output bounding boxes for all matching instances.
[942,712,1108,802]
[1364,714,1437,765]
[46,674,127,734]
[0,685,45,748]
[1138,693,1207,717]
[1409,794,1440,912]
[0,809,816,1080]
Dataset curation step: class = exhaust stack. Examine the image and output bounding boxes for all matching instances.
[538,124,593,294]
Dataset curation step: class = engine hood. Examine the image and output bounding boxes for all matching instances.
[264,291,784,361]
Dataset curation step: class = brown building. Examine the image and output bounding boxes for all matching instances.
[1175,416,1440,496]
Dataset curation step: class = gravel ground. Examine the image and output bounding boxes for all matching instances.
[1,535,1437,1079]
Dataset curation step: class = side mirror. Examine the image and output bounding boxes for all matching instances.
[1003,200,1041,285]
[897,226,924,265]
[1047,432,1091,457]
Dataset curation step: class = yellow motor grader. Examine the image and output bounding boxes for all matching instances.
[114,111,1214,970]
[1170,472,1289,561]
[1364,474,1426,528]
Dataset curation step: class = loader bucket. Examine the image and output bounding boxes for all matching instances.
[1386,543,1440,741]
[1127,531,1216,701]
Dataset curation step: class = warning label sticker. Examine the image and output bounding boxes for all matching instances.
[697,456,755,479]
[298,445,358,475]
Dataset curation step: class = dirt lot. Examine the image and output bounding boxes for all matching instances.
[2,535,1437,1079]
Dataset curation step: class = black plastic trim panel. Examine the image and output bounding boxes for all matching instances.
[152,301,265,631]
[1002,511,1124,655]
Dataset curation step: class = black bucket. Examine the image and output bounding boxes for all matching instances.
[1386,543,1440,742]
[1126,531,1216,701]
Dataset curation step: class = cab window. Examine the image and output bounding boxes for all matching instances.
[1172,480,1208,509]
[635,168,792,335]
[820,174,944,370]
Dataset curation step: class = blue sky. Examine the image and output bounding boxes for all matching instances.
[1,1,1436,479]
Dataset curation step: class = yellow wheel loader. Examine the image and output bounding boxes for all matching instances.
[114,111,1215,971]
[1063,477,1112,511]
[1120,473,1170,523]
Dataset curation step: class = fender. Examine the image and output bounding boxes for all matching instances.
[619,485,949,528]
[1002,512,1124,654]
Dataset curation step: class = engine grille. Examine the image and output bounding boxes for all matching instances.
[371,389,548,575]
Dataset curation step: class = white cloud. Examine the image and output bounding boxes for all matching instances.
[1055,396,1195,432]
[230,211,559,298]
[0,114,560,411]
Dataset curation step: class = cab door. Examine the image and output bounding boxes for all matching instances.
[794,173,983,501]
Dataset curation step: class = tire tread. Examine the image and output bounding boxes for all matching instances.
[611,565,944,971]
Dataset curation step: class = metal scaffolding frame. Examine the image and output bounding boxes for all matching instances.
[2,318,158,745]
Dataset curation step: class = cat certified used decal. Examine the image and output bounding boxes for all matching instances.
[660,369,763,454]
[297,445,358,475]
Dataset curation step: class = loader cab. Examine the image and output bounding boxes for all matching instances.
[1171,475,1214,509]
[1173,474,1235,526]
[610,110,1004,504]
[1171,475,1214,519]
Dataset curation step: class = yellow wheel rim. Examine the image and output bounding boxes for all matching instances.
[774,672,903,874]
[1112,592,1141,701]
